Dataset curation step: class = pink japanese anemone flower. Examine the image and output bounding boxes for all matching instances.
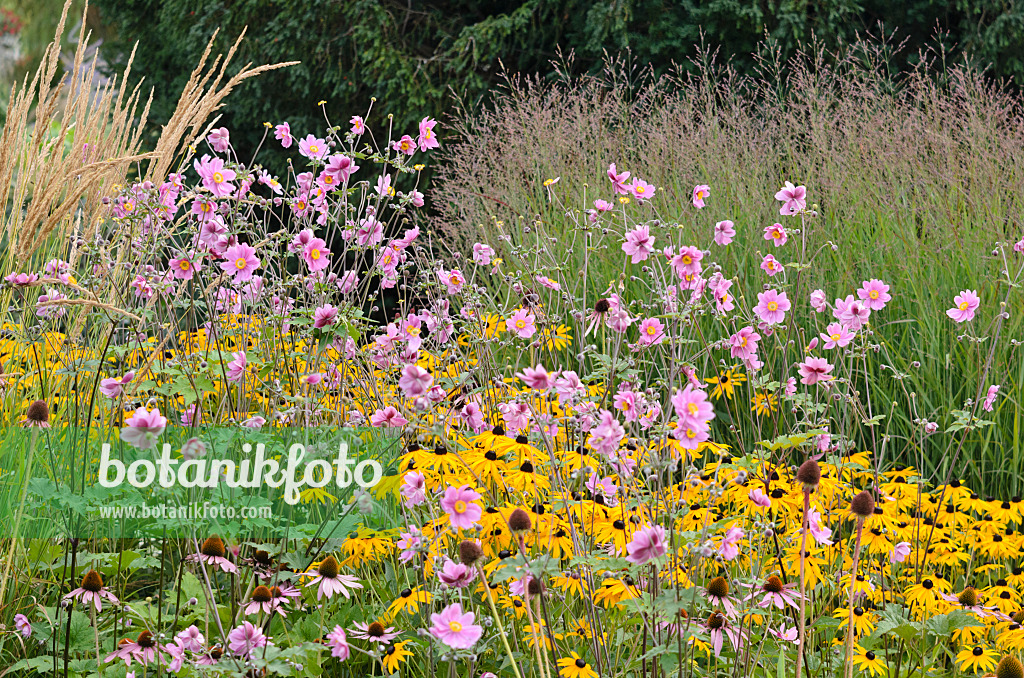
[429,603,483,649]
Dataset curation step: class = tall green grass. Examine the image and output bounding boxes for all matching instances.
[430,43,1024,493]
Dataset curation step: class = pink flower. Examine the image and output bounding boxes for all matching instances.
[193,155,236,198]
[228,622,267,657]
[744,577,802,610]
[729,326,761,360]
[220,243,260,281]
[947,289,980,323]
[207,127,230,152]
[714,220,736,246]
[441,485,482,530]
[506,309,537,339]
[350,116,365,135]
[429,603,483,649]
[399,364,433,398]
[120,407,167,449]
[718,526,744,561]
[636,317,666,346]
[628,177,656,202]
[668,245,703,278]
[820,322,855,349]
[692,184,710,208]
[14,613,31,637]
[325,154,359,184]
[625,524,668,564]
[226,350,248,383]
[326,626,350,661]
[607,163,631,194]
[763,223,788,247]
[314,304,338,328]
[5,272,38,286]
[983,384,1000,412]
[798,356,834,385]
[517,364,552,390]
[63,570,120,611]
[392,135,417,155]
[754,289,790,325]
[473,243,495,265]
[169,251,203,280]
[304,566,362,601]
[302,237,331,272]
[834,294,870,330]
[810,289,828,313]
[671,383,714,428]
[622,225,655,263]
[99,372,134,398]
[418,117,440,151]
[298,134,328,161]
[748,488,772,508]
[858,279,891,311]
[774,181,807,215]
[438,559,476,588]
[400,471,427,507]
[274,122,292,148]
[760,254,781,277]
[806,507,833,545]
[370,406,409,427]
[890,542,912,563]
[356,217,384,246]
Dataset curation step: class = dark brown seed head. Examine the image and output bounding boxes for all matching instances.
[508,508,532,532]
[707,611,726,629]
[26,400,49,424]
[707,576,729,598]
[318,555,340,579]
[137,630,155,648]
[795,459,821,491]
[253,550,272,565]
[763,575,784,593]
[997,656,1024,678]
[527,577,544,595]
[958,587,979,607]
[850,490,875,518]
[270,586,283,598]
[200,536,227,558]
[81,570,104,593]
[1014,610,1024,624]
[252,585,272,603]
[594,298,611,314]
[459,540,484,566]
[368,621,386,637]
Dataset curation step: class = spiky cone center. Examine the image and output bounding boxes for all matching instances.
[25,399,49,423]
[368,621,386,637]
[959,587,979,607]
[81,569,104,593]
[508,508,532,532]
[594,298,611,314]
[1014,610,1024,624]
[763,575,784,593]
[252,585,272,603]
[253,550,272,565]
[796,459,821,491]
[527,577,544,595]
[850,490,875,517]
[707,612,726,629]
[707,576,729,598]
[318,556,340,579]
[200,536,227,558]
[459,540,484,566]
[998,655,1024,678]
[270,586,283,598]
[137,630,155,648]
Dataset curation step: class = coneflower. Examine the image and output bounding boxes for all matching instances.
[997,655,1024,678]
[24,399,50,428]
[186,536,238,574]
[63,569,119,611]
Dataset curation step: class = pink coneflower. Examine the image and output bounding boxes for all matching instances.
[834,294,871,330]
[607,163,631,194]
[636,317,666,346]
[351,621,399,645]
[947,289,980,323]
[798,356,834,386]
[274,122,292,147]
[438,558,477,588]
[705,577,738,616]
[622,225,655,263]
[763,223,788,247]
[187,536,238,574]
[398,364,433,398]
[729,326,761,361]
[939,587,1004,619]
[774,181,807,215]
[104,630,163,666]
[226,350,248,383]
[120,407,167,449]
[706,612,746,658]
[243,585,277,616]
[305,556,363,600]
[625,524,668,564]
[429,603,483,650]
[228,621,268,657]
[193,155,236,198]
[418,117,440,151]
[744,575,802,610]
[983,384,1000,412]
[220,243,260,281]
[99,372,134,398]
[754,289,790,325]
[298,134,328,161]
[64,570,119,611]
[820,322,855,349]
[506,309,537,339]
[714,220,736,246]
[440,485,482,530]
[370,406,409,427]
[760,254,781,277]
[857,279,891,310]
[628,177,656,202]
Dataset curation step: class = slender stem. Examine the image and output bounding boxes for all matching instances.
[477,563,525,678]
[795,490,810,678]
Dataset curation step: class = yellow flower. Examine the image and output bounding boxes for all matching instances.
[706,368,745,400]
[851,648,888,677]
[557,652,598,678]
[381,640,413,674]
[956,645,999,674]
[751,391,778,416]
[388,587,432,617]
